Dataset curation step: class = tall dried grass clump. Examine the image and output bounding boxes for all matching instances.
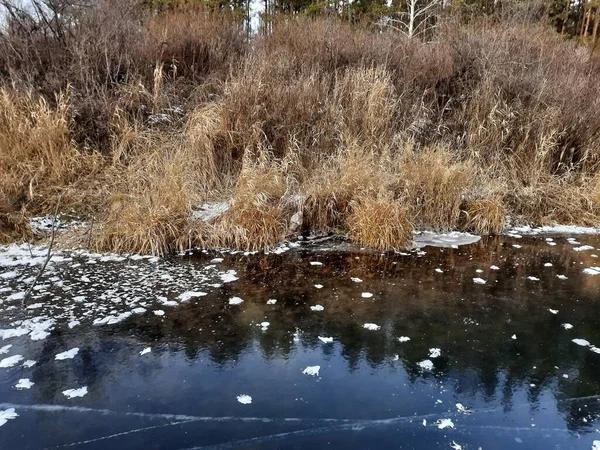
[399,148,473,230]
[460,197,506,234]
[212,158,291,250]
[0,88,100,240]
[348,198,412,250]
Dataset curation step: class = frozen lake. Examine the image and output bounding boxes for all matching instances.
[1,234,600,449]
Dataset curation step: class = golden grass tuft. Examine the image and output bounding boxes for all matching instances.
[399,148,473,230]
[347,198,413,250]
[212,158,291,250]
[460,197,507,234]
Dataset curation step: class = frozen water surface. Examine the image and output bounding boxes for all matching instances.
[0,235,599,449]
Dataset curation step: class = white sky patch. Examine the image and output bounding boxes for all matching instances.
[62,387,88,399]
[361,292,374,298]
[351,277,363,283]
[153,310,165,316]
[418,359,434,371]
[562,323,573,330]
[22,360,36,368]
[423,419,427,426]
[314,284,323,289]
[140,347,151,356]
[363,323,380,331]
[583,267,600,276]
[429,348,441,358]
[473,278,486,285]
[398,336,410,342]
[511,334,517,340]
[219,270,238,283]
[544,262,553,267]
[210,258,224,263]
[302,366,320,376]
[557,274,568,280]
[0,345,12,354]
[15,378,34,390]
[178,291,207,302]
[573,338,591,347]
[450,442,462,450]
[513,244,522,249]
[475,269,483,273]
[436,418,454,429]
[318,336,334,344]
[527,276,540,281]
[266,299,277,305]
[309,261,323,266]
[0,355,24,368]
[509,225,600,235]
[310,305,324,312]
[68,320,80,329]
[0,408,18,426]
[228,297,244,305]
[574,245,595,252]
[260,322,270,331]
[490,265,500,270]
[549,309,558,315]
[593,440,600,450]
[435,268,443,273]
[237,394,252,404]
[55,348,79,360]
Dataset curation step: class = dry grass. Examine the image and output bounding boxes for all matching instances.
[2,10,600,253]
[460,197,506,234]
[348,198,412,250]
[399,148,473,231]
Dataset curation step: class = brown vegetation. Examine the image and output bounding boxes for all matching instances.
[1,4,600,254]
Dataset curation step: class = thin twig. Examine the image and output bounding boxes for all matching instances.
[22,195,61,307]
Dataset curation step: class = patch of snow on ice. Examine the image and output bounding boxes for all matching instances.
[573,339,591,347]
[228,297,244,305]
[574,245,595,252]
[22,360,36,368]
[178,291,207,302]
[153,310,165,316]
[0,355,24,368]
[15,379,34,390]
[237,394,252,404]
[302,366,320,376]
[450,442,462,450]
[436,418,454,429]
[62,387,88,399]
[429,348,441,358]
[0,345,12,354]
[583,267,600,276]
[318,336,334,344]
[260,322,270,331]
[140,347,151,356]
[0,408,18,426]
[220,270,238,283]
[414,231,481,248]
[418,360,434,371]
[55,348,79,360]
[511,334,517,340]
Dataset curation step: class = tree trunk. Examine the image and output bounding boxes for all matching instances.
[593,6,600,45]
[584,3,592,37]
[561,0,570,34]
